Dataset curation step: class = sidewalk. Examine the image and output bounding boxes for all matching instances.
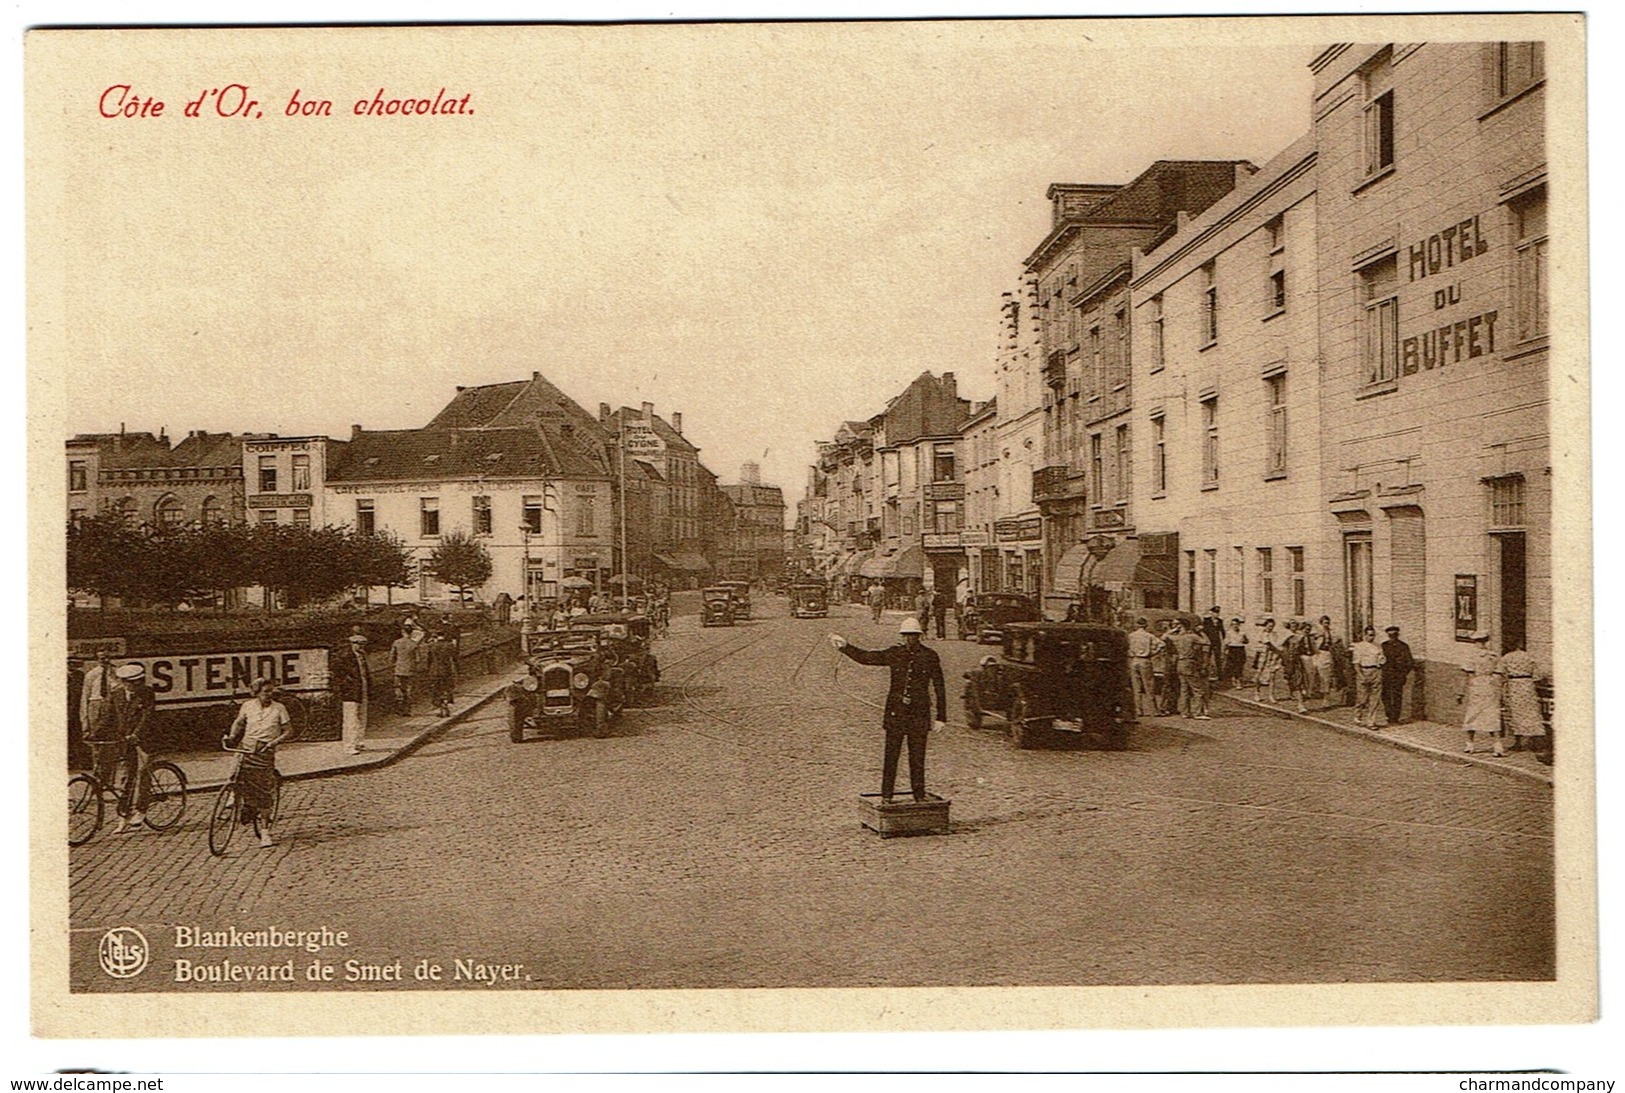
[1209,687,1553,786]
[162,662,522,792]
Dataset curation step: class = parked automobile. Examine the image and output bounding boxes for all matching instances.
[507,629,626,740]
[788,582,828,618]
[961,622,1137,750]
[569,612,660,705]
[958,592,1042,643]
[718,580,753,619]
[701,586,737,627]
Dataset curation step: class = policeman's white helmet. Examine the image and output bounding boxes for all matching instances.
[899,617,924,635]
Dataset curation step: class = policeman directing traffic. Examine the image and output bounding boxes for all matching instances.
[829,617,947,804]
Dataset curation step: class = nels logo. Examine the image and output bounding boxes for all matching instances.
[97,927,150,979]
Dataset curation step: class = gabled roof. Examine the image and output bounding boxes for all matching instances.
[67,432,171,468]
[170,431,251,469]
[327,427,607,483]
[427,381,529,429]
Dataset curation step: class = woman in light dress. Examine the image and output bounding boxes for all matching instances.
[1497,646,1548,763]
[1459,630,1503,756]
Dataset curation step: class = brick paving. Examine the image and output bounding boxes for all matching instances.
[67,595,1554,992]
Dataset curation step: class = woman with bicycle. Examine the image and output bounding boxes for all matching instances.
[224,679,294,848]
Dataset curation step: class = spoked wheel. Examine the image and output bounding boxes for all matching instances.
[207,784,239,857]
[143,761,188,831]
[68,774,103,847]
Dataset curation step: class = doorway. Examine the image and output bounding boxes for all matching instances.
[1344,531,1373,640]
[1496,531,1527,653]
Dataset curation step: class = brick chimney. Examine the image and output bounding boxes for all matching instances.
[599,402,611,422]
[671,412,683,435]
[642,401,654,422]
[351,424,363,439]
[941,372,956,400]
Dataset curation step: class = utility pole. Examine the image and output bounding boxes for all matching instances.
[618,413,629,608]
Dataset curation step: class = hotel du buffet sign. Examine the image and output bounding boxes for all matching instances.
[1394,211,1505,378]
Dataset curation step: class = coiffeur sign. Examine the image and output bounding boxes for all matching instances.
[115,647,331,708]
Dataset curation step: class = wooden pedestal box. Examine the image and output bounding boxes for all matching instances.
[858,792,950,837]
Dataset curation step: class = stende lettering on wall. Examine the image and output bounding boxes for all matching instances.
[124,647,331,707]
[1397,210,1500,377]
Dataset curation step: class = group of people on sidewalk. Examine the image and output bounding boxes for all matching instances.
[329,615,460,755]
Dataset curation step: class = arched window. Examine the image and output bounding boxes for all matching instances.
[155,495,185,529]
[201,495,224,526]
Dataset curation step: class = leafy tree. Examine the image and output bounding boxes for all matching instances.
[66,513,145,605]
[353,530,414,594]
[427,530,493,599]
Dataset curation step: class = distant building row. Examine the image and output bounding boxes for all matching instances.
[67,372,785,604]
[797,40,1549,716]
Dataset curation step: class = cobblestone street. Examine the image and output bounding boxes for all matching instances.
[69,597,1554,992]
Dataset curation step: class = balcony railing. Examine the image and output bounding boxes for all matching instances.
[1032,465,1085,502]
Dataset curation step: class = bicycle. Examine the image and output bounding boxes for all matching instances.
[68,750,188,847]
[207,744,283,856]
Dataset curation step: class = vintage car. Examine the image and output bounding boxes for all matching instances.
[718,580,753,619]
[788,582,828,618]
[961,622,1137,750]
[958,592,1042,643]
[507,628,626,740]
[701,586,737,627]
[568,612,660,705]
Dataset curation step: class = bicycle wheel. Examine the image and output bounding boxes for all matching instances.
[143,761,188,831]
[207,784,238,856]
[68,774,103,847]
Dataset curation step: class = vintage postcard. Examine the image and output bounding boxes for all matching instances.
[26,12,1594,1041]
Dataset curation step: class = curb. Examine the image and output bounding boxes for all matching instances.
[1212,692,1553,787]
[180,678,514,793]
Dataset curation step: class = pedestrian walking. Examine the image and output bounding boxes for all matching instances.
[225,680,294,848]
[829,617,947,804]
[1126,617,1159,716]
[1253,618,1279,703]
[1156,621,1182,715]
[1202,606,1225,686]
[423,629,458,717]
[1278,621,1310,712]
[914,588,933,628]
[1459,630,1504,756]
[1380,626,1416,725]
[1222,618,1249,689]
[1350,626,1387,728]
[1307,616,1339,705]
[78,651,116,739]
[931,587,951,639]
[1165,622,1210,719]
[867,581,886,623]
[331,632,373,754]
[107,663,157,833]
[390,627,421,715]
[1497,646,1549,763]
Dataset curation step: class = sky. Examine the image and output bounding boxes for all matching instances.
[40,21,1316,501]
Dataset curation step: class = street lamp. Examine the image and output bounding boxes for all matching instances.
[518,525,533,619]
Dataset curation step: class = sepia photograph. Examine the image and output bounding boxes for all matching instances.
[23,7,1596,1052]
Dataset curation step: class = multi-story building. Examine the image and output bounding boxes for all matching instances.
[720,462,787,582]
[989,282,1046,602]
[1023,161,1256,614]
[326,372,616,605]
[241,435,342,528]
[66,428,249,530]
[959,396,999,592]
[1309,41,1549,714]
[1130,133,1322,625]
[600,402,711,585]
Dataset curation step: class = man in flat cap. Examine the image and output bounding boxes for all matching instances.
[98,663,156,833]
[1380,625,1416,726]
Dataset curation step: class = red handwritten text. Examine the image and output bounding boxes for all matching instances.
[354,88,473,117]
[99,85,165,118]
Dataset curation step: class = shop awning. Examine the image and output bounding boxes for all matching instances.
[839,551,872,577]
[1090,538,1177,592]
[655,551,710,572]
[1051,544,1095,595]
[880,544,925,579]
[859,554,889,578]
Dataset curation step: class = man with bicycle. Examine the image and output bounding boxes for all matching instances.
[225,679,294,848]
[95,662,156,834]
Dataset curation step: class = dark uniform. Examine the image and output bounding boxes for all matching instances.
[1380,630,1415,725]
[838,639,947,802]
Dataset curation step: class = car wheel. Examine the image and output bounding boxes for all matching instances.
[963,681,984,729]
[1009,690,1030,748]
